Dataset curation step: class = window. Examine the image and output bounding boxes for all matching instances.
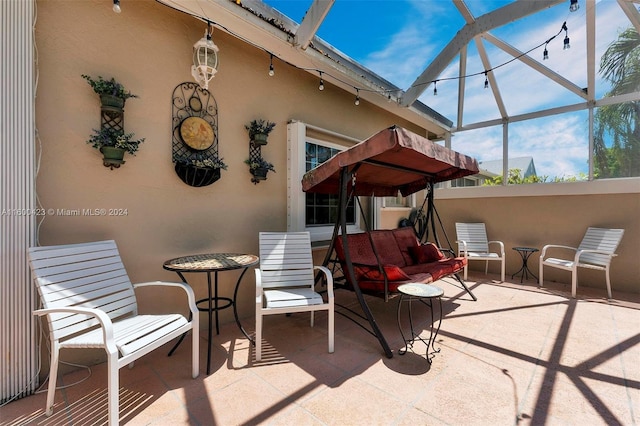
[288,121,360,242]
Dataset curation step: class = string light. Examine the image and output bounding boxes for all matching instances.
[174,8,572,105]
[484,71,489,89]
[433,80,438,96]
[569,0,579,12]
[112,0,121,13]
[563,22,570,50]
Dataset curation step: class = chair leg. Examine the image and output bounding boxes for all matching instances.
[192,324,200,378]
[107,352,119,426]
[255,312,263,361]
[571,267,578,298]
[500,259,505,282]
[45,342,60,416]
[539,261,544,288]
[463,264,468,280]
[328,306,334,354]
[310,311,315,327]
[605,267,612,299]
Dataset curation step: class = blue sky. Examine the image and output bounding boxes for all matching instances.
[264,0,631,179]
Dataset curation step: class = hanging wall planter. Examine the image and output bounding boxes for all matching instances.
[171,82,222,187]
[100,146,126,168]
[245,119,275,146]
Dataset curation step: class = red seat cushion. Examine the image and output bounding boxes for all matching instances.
[354,264,411,282]
[409,243,445,264]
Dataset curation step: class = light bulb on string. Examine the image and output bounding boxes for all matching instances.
[569,0,579,12]
[484,72,489,89]
[543,45,549,60]
[112,0,121,13]
[433,80,438,96]
[318,72,324,91]
[268,54,275,77]
[563,22,570,50]
[354,89,360,106]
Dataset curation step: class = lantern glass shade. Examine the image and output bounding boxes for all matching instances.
[191,34,219,90]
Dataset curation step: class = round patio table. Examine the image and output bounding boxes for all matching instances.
[163,252,259,374]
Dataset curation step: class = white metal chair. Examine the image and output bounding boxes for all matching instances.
[539,227,624,298]
[29,240,199,426]
[455,222,506,282]
[255,232,334,361]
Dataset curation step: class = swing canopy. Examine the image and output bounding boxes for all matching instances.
[301,125,479,196]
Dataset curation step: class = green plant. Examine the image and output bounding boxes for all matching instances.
[87,127,145,155]
[82,74,138,100]
[176,155,227,170]
[245,157,275,172]
[245,119,276,138]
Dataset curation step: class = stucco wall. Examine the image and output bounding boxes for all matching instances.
[34,0,426,335]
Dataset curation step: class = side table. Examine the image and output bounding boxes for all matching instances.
[397,283,444,363]
[511,247,539,283]
[163,253,259,374]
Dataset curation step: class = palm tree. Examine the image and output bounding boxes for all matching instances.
[594,27,640,178]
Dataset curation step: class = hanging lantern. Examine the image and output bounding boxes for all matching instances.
[191,25,219,90]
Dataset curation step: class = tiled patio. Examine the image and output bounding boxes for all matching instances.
[2,275,638,425]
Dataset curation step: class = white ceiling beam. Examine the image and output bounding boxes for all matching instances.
[474,36,508,119]
[587,0,596,102]
[401,0,565,107]
[482,33,588,99]
[454,91,640,132]
[295,0,335,50]
[617,0,640,33]
[457,45,468,129]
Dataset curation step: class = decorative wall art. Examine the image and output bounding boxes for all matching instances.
[171,82,225,187]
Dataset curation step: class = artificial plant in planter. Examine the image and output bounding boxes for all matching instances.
[82,74,138,109]
[87,127,145,169]
[174,155,228,187]
[245,119,276,146]
[245,156,275,183]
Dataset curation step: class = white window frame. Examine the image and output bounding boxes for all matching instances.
[287,121,361,242]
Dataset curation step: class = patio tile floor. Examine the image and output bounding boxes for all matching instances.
[1,275,638,425]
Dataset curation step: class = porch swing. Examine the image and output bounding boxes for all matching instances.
[301,125,479,358]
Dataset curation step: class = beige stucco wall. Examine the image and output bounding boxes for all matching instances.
[34,0,426,339]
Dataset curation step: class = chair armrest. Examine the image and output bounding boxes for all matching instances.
[314,265,334,300]
[575,248,618,263]
[255,269,263,305]
[541,244,577,259]
[455,240,468,256]
[133,281,197,312]
[488,241,505,255]
[33,306,117,353]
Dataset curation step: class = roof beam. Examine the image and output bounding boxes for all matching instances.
[482,33,588,99]
[295,0,335,50]
[401,0,564,107]
[617,0,640,34]
[474,36,508,119]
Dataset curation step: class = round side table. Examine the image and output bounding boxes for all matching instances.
[397,283,444,363]
[511,247,539,283]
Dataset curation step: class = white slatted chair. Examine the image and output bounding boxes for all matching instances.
[255,232,334,361]
[455,222,506,282]
[539,227,624,298]
[28,240,199,426]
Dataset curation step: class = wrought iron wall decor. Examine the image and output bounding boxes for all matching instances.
[171,82,223,187]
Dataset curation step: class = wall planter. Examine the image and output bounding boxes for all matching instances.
[83,74,143,169]
[175,163,221,187]
[245,119,275,147]
[245,157,275,184]
[171,82,223,187]
[100,146,126,168]
[251,132,269,146]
